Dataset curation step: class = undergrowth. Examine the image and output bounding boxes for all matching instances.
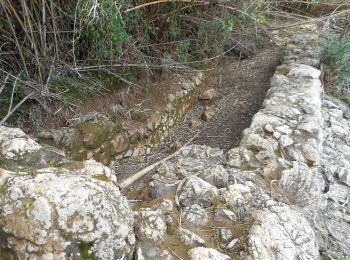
[322,33,350,92]
[0,0,349,125]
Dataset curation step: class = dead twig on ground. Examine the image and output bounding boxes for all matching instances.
[119,129,203,190]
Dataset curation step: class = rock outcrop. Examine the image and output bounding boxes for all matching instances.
[0,150,134,259]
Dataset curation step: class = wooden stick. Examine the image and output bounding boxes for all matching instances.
[0,92,34,126]
[124,0,207,13]
[118,130,202,190]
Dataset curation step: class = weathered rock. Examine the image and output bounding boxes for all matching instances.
[0,126,41,160]
[38,127,77,147]
[182,204,209,226]
[327,183,349,203]
[287,64,321,79]
[134,209,167,245]
[199,88,215,101]
[278,135,294,148]
[247,205,319,260]
[326,220,350,256]
[150,171,178,198]
[221,184,252,208]
[175,228,205,247]
[110,133,129,154]
[135,246,173,260]
[214,208,236,222]
[201,107,215,122]
[279,162,324,206]
[226,147,241,168]
[220,229,233,243]
[178,176,218,207]
[190,119,201,129]
[188,247,230,260]
[198,165,229,188]
[339,168,350,186]
[157,199,174,213]
[180,145,226,164]
[0,167,133,259]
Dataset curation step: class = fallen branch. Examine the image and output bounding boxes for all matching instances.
[118,130,202,190]
[0,92,34,126]
[124,0,208,13]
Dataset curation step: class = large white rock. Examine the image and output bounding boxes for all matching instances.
[0,126,41,159]
[287,64,321,79]
[0,167,133,259]
[247,205,319,260]
[188,247,231,260]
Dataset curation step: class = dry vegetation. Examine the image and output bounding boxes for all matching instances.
[0,0,349,125]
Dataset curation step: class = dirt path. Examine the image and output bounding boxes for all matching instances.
[114,48,282,192]
[176,48,282,150]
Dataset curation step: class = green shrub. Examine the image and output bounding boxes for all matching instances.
[322,33,350,91]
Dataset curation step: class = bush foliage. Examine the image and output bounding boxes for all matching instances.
[322,33,350,91]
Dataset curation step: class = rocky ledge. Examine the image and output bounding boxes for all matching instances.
[1,23,350,259]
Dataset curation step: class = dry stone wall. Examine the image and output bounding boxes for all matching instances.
[38,73,203,165]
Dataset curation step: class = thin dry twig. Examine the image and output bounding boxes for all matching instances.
[119,129,203,190]
[125,0,207,13]
[167,247,185,260]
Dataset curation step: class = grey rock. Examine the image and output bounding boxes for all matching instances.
[182,204,209,226]
[214,208,236,222]
[178,176,218,207]
[134,209,167,245]
[226,147,241,168]
[220,229,233,243]
[275,125,292,135]
[188,247,230,260]
[199,165,229,188]
[326,220,350,256]
[221,184,251,208]
[0,126,42,160]
[279,162,324,206]
[175,228,205,247]
[327,183,349,203]
[339,168,350,186]
[0,167,133,259]
[278,135,294,148]
[247,205,319,260]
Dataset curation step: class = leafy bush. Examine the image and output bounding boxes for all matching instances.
[322,33,350,91]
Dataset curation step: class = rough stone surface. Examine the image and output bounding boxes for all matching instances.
[0,166,134,259]
[178,176,218,207]
[175,228,205,247]
[188,247,230,260]
[247,205,319,260]
[0,126,42,159]
[199,88,215,100]
[134,209,167,245]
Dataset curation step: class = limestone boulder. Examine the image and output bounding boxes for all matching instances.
[0,126,41,160]
[188,247,230,260]
[177,176,218,207]
[0,166,134,259]
[247,205,319,260]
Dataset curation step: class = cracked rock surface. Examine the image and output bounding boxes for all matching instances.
[0,162,134,259]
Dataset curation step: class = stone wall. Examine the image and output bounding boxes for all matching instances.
[38,73,203,165]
